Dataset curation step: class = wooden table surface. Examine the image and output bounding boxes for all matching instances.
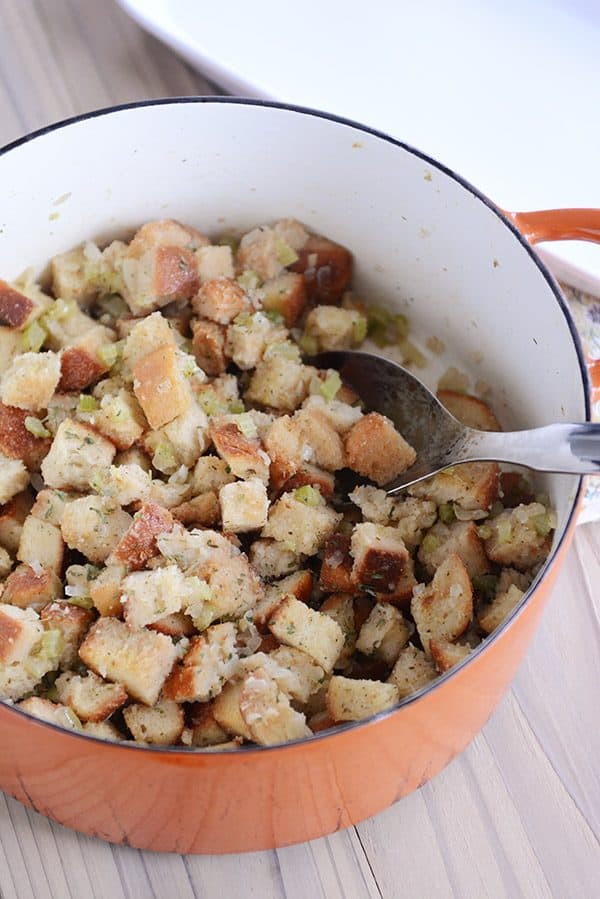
[1,2,599,896]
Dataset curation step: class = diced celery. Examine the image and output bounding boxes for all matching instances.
[152,442,178,475]
[46,298,76,320]
[38,629,64,661]
[438,503,456,524]
[97,341,122,369]
[472,574,498,600]
[197,391,227,417]
[399,338,426,368]
[476,524,493,540]
[319,371,342,402]
[187,576,213,602]
[229,399,245,414]
[63,708,82,729]
[67,595,94,610]
[237,270,261,291]
[78,394,98,413]
[263,340,301,362]
[496,518,513,544]
[532,513,553,537]
[421,534,440,553]
[24,416,51,439]
[233,311,253,328]
[298,334,319,356]
[294,485,322,507]
[352,315,368,344]
[275,239,299,267]
[21,319,47,352]
[394,313,409,340]
[235,413,258,440]
[265,309,284,324]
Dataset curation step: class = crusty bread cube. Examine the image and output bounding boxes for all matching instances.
[93,389,146,451]
[0,607,61,701]
[122,311,177,371]
[291,408,345,472]
[195,245,234,283]
[211,681,253,740]
[259,272,307,327]
[262,491,341,556]
[0,279,48,329]
[209,419,270,483]
[272,218,309,251]
[121,565,184,629]
[114,446,152,472]
[437,390,500,431]
[90,463,151,506]
[191,318,228,375]
[17,697,80,730]
[268,595,344,671]
[17,515,64,574]
[392,497,438,548]
[0,489,33,553]
[31,488,72,527]
[374,554,418,610]
[192,277,248,324]
[58,332,112,393]
[0,603,44,664]
[280,463,335,498]
[124,700,185,745]
[350,522,409,593]
[111,501,174,570]
[319,534,354,593]
[144,401,209,470]
[0,351,61,412]
[411,553,473,653]
[43,299,101,348]
[478,584,525,634]
[483,502,553,571]
[263,414,305,485]
[245,357,313,412]
[301,394,363,435]
[41,419,116,491]
[0,545,11,577]
[345,413,416,486]
[89,564,125,617]
[0,402,51,471]
[290,235,352,303]
[320,592,357,669]
[409,462,500,512]
[239,667,311,745]
[355,603,410,665]
[263,645,325,704]
[55,670,127,722]
[0,454,29,505]
[148,611,195,638]
[132,343,192,429]
[192,454,236,494]
[388,644,437,699]
[188,703,230,747]
[326,675,398,722]
[418,519,490,578]
[219,478,269,533]
[61,496,131,564]
[349,485,394,524]
[237,227,286,281]
[79,617,177,706]
[0,328,21,376]
[429,639,472,674]
[249,538,302,580]
[163,622,238,703]
[254,569,313,629]
[497,567,532,594]
[225,311,286,371]
[172,491,220,527]
[304,305,366,351]
[40,600,95,669]
[51,244,98,308]
[82,721,124,741]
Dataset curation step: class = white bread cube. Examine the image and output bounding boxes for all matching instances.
[17,515,64,574]
[302,394,363,435]
[437,389,500,431]
[111,500,174,570]
[192,277,248,324]
[55,670,127,722]
[90,463,152,506]
[144,402,209,470]
[349,485,395,524]
[195,245,234,283]
[418,519,490,578]
[17,697,80,730]
[0,351,61,412]
[259,271,307,327]
[411,553,473,653]
[51,244,98,308]
[171,491,220,528]
[211,680,253,740]
[248,538,302,580]
[253,569,313,629]
[192,454,236,494]
[304,305,366,351]
[121,565,184,629]
[319,593,357,669]
[41,419,116,491]
[0,454,29,505]
[326,675,398,722]
[237,227,286,281]
[267,645,325,704]
[388,645,437,699]
[89,564,125,617]
[209,418,270,483]
[58,326,113,392]
[225,311,285,370]
[392,497,438,548]
[478,584,525,634]
[40,600,95,669]
[0,490,33,554]
[82,721,124,741]
[0,545,11,577]
[268,595,344,672]
[0,327,22,375]
[0,603,44,664]
[123,700,185,745]
[350,522,409,593]
[291,408,345,472]
[0,278,51,330]
[61,496,132,564]
[219,478,269,533]
[122,311,177,372]
[163,622,238,703]
[1,563,61,610]
[429,639,472,674]
[191,319,228,375]
[409,462,500,512]
[187,703,230,747]
[355,603,410,665]
[93,389,147,451]
[483,503,553,571]
[79,617,177,706]
[262,491,341,556]
[239,666,311,745]
[31,488,72,527]
[245,357,313,412]
[132,343,192,429]
[0,401,52,471]
[273,218,309,251]
[345,413,416,486]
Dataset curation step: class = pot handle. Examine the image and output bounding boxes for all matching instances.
[506,207,600,404]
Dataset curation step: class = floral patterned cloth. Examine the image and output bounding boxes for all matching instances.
[559,282,600,524]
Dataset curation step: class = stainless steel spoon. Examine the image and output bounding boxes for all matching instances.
[311,350,600,494]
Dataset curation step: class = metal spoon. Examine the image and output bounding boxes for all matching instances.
[310,350,600,494]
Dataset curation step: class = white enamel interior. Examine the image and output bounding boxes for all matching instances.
[0,100,587,546]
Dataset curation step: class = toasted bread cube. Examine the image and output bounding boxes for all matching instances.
[259,272,307,327]
[30,488,71,527]
[409,462,500,512]
[61,496,131,564]
[209,419,270,483]
[345,413,416,486]
[17,697,80,730]
[192,277,248,325]
[44,392,79,436]
[418,519,490,578]
[0,328,21,375]
[128,219,208,254]
[93,389,146,450]
[392,497,438,548]
[263,414,305,485]
[281,464,335,498]
[79,617,177,705]
[111,501,174,570]
[429,639,472,674]
[82,721,123,741]
[58,327,113,392]
[478,583,524,634]
[0,490,33,553]
[411,553,473,653]
[17,516,64,574]
[55,670,127,722]
[51,245,98,308]
[89,564,125,617]
[320,593,358,669]
[123,700,184,745]
[304,305,366,351]
[355,603,410,665]
[0,545,11,577]
[172,491,220,527]
[132,343,192,429]
[145,402,209,470]
[41,419,116,491]
[114,446,152,472]
[437,390,501,431]
[238,667,311,746]
[291,408,345,472]
[122,311,177,371]
[237,227,287,281]
[0,403,51,471]
[219,478,269,533]
[327,675,398,722]
[191,319,228,375]
[302,394,363,435]
[254,569,313,629]
[192,454,236,495]
[483,503,554,571]
[245,357,312,412]
[0,351,61,412]
[164,622,238,703]
[0,454,29,505]
[350,522,409,593]
[148,612,195,638]
[40,600,95,669]
[268,595,344,671]
[388,644,437,698]
[497,567,532,594]
[249,538,302,580]
[290,235,352,302]
[188,703,230,747]
[225,311,286,371]
[319,535,354,593]
[264,645,325,704]
[349,485,395,524]
[375,554,418,610]
[212,681,253,740]
[121,565,185,629]
[195,245,234,283]
[90,463,151,506]
[120,225,199,315]
[499,471,535,508]
[262,491,341,556]
[0,280,47,329]
[0,603,44,664]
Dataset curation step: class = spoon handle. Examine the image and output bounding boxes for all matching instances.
[456,423,600,475]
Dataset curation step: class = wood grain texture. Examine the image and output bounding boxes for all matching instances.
[0,1,599,894]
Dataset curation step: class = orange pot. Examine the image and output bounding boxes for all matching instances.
[0,99,595,853]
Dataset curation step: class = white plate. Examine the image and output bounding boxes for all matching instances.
[119,0,600,285]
